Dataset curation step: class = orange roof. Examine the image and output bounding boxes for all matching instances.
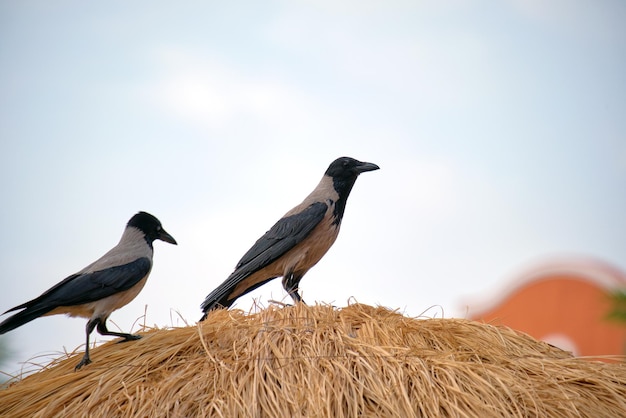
[465,257,626,357]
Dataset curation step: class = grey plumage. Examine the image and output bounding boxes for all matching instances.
[0,211,177,370]
[200,157,379,319]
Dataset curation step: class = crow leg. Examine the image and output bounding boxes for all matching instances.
[96,319,142,343]
[75,318,99,371]
[282,272,306,305]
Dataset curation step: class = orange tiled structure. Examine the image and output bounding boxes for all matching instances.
[466,258,626,357]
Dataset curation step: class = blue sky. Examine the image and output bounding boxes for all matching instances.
[1,1,625,374]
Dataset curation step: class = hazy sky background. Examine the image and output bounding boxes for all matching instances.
[1,1,625,375]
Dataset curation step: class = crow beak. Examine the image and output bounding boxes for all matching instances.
[158,229,178,245]
[355,161,380,174]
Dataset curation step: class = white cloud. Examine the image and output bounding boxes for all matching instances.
[140,46,321,131]
[266,4,496,111]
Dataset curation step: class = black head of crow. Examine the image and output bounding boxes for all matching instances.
[200,157,379,318]
[324,156,381,225]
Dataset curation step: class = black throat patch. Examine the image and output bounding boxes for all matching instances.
[331,175,359,226]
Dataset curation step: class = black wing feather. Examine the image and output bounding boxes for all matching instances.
[201,202,327,312]
[0,258,151,334]
[236,202,328,270]
[42,257,152,306]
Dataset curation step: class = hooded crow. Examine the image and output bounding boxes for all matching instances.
[0,211,177,370]
[200,156,379,319]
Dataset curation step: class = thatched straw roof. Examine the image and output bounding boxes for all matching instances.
[1,303,625,417]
